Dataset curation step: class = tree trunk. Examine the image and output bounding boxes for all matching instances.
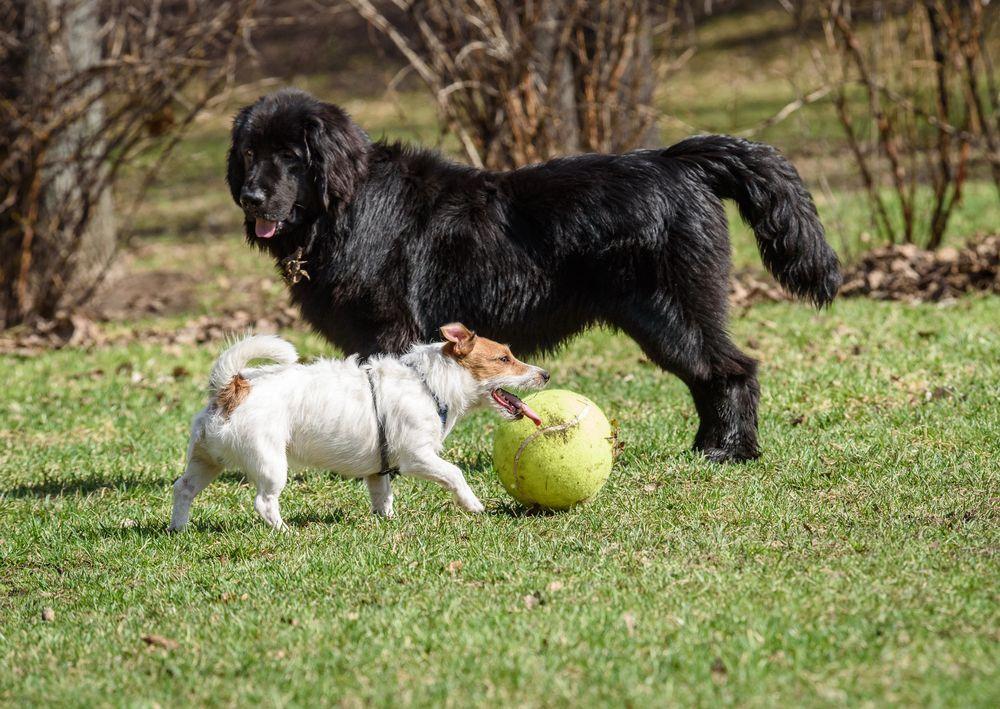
[28,0,116,316]
[0,0,115,327]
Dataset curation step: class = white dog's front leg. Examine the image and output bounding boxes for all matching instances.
[365,474,394,517]
[398,447,484,513]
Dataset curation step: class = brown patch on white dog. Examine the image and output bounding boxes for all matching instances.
[440,322,534,381]
[440,322,545,425]
[216,374,251,418]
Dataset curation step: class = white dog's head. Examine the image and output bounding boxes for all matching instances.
[440,322,548,425]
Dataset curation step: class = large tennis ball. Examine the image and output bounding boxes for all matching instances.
[493,390,613,510]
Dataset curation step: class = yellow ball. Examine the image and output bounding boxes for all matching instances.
[493,390,613,510]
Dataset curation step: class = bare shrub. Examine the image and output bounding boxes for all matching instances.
[346,0,694,169]
[816,0,998,249]
[0,0,254,329]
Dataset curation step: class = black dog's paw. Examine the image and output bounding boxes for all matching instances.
[695,443,761,464]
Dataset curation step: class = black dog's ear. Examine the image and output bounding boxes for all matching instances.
[226,106,253,205]
[305,103,369,212]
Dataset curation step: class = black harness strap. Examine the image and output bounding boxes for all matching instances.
[365,367,394,477]
[365,363,449,478]
[403,362,450,429]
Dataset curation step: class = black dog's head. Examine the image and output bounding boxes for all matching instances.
[226,89,369,240]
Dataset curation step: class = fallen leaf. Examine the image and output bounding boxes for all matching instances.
[523,594,541,610]
[142,634,179,650]
[41,607,55,622]
[546,581,564,592]
[711,657,727,684]
[925,386,955,402]
[446,560,463,576]
[622,611,637,637]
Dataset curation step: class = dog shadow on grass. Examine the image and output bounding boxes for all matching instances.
[3,470,253,508]
[0,474,162,500]
[488,500,560,518]
[97,508,348,539]
[283,509,348,527]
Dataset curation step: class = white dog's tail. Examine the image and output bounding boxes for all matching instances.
[208,334,298,394]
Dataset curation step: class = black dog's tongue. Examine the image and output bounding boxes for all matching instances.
[255,218,278,239]
[496,388,542,426]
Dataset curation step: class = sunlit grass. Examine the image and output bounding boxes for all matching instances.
[2,297,998,705]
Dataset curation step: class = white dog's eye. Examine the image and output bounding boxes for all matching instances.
[498,355,510,363]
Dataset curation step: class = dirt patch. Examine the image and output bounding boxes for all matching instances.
[89,269,199,320]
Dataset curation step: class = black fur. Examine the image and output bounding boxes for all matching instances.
[227,89,842,462]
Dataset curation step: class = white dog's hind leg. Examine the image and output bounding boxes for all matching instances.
[250,457,289,531]
[398,447,484,513]
[169,452,222,531]
[365,474,394,517]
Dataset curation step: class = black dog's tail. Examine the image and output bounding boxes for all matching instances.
[661,135,841,306]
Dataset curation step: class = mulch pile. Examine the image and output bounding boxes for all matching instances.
[837,234,999,303]
[0,307,301,356]
[730,233,999,307]
[2,235,997,355]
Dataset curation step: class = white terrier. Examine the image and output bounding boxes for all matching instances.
[168,323,547,530]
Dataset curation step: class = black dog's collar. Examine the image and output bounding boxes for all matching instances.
[365,363,448,478]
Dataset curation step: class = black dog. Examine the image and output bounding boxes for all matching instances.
[226,89,841,462]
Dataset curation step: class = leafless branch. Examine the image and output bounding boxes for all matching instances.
[0,0,255,327]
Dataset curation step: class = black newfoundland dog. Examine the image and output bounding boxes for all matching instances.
[226,89,841,463]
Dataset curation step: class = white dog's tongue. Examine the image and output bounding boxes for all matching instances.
[255,218,278,239]
[520,402,542,426]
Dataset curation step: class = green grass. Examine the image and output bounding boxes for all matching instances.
[4,8,998,705]
[2,296,998,706]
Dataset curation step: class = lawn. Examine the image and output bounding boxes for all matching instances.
[2,293,998,706]
[3,6,999,706]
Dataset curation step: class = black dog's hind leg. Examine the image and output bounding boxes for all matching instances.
[617,298,761,463]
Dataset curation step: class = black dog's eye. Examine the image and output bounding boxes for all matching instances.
[244,148,253,159]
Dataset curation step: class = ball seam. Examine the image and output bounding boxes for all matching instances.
[511,405,592,491]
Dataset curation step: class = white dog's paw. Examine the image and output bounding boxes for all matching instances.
[372,507,395,519]
[457,494,485,514]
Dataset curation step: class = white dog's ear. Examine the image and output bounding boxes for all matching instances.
[440,322,477,356]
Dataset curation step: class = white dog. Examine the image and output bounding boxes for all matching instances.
[168,323,547,530]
